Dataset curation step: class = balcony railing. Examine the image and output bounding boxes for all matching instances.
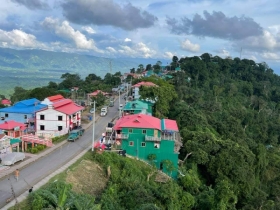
[116,133,129,139]
[145,135,161,141]
[106,127,113,132]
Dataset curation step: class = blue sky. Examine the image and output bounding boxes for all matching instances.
[1,0,280,73]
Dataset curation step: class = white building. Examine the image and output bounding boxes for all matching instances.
[132,81,157,100]
[36,95,84,137]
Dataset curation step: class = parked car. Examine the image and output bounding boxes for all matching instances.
[89,108,95,114]
[67,128,84,142]
[119,104,123,110]
[1,152,25,166]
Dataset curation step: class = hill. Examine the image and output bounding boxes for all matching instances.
[0,48,165,96]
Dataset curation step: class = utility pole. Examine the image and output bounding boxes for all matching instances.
[91,101,96,152]
[109,60,112,74]
[119,90,121,118]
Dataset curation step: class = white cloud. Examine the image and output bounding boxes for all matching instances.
[180,39,200,52]
[124,38,131,42]
[0,29,44,48]
[117,42,156,58]
[163,51,174,59]
[106,46,117,53]
[41,17,103,53]
[236,30,280,51]
[82,26,96,34]
[217,49,230,58]
[261,52,280,60]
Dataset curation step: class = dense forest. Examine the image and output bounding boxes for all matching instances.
[7,53,280,209]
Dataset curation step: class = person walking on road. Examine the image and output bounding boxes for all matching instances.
[14,169,19,181]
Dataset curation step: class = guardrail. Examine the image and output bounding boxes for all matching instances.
[145,136,161,141]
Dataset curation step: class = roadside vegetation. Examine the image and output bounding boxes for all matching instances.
[6,53,280,209]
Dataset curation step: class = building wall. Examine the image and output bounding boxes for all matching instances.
[121,127,178,178]
[0,112,33,124]
[36,109,68,135]
[132,87,140,99]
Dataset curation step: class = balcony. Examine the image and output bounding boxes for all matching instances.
[145,135,161,141]
[116,133,129,139]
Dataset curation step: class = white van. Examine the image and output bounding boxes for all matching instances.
[119,104,123,110]
[100,107,108,116]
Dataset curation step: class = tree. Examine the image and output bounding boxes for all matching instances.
[130,68,135,73]
[10,86,30,103]
[29,87,58,101]
[137,64,144,73]
[139,78,177,118]
[85,74,102,84]
[59,73,83,89]
[93,93,106,108]
[146,64,152,70]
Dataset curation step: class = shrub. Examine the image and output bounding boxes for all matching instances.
[30,148,38,154]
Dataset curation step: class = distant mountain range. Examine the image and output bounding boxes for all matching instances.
[0,48,168,96]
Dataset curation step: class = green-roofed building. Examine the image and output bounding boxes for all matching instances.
[175,67,181,71]
[145,70,155,77]
[161,74,173,80]
[123,100,152,115]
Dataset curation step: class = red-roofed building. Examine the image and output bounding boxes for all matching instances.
[36,96,84,137]
[1,99,11,106]
[47,94,64,102]
[87,90,108,97]
[111,114,181,178]
[132,81,157,100]
[0,120,26,138]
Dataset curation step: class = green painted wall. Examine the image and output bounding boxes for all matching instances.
[121,128,178,178]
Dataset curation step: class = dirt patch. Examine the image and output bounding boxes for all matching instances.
[65,160,108,196]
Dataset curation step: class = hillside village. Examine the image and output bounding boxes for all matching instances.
[0,62,182,179]
[1,55,280,209]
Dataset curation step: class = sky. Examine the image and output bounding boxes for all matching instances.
[1,0,280,72]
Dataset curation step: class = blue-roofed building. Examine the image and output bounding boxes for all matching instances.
[0,98,47,133]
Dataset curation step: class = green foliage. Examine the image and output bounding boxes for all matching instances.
[139,77,177,118]
[30,181,100,210]
[30,148,38,154]
[29,87,58,101]
[52,134,67,143]
[92,152,194,210]
[167,54,280,208]
[93,93,106,108]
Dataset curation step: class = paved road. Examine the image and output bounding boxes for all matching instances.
[0,97,124,208]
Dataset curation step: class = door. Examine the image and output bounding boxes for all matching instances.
[154,129,158,137]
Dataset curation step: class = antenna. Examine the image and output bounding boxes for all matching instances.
[240,47,242,59]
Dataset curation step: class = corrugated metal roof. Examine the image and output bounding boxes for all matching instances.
[0,98,47,114]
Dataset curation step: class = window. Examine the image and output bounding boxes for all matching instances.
[1,117,4,120]
[154,143,160,149]
[58,116,63,121]
[5,113,8,117]
[142,129,147,134]
[128,129,133,133]
[40,125,45,130]
[58,126,63,131]
[24,115,27,119]
[129,141,134,146]
[40,115,45,120]
[141,142,146,147]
